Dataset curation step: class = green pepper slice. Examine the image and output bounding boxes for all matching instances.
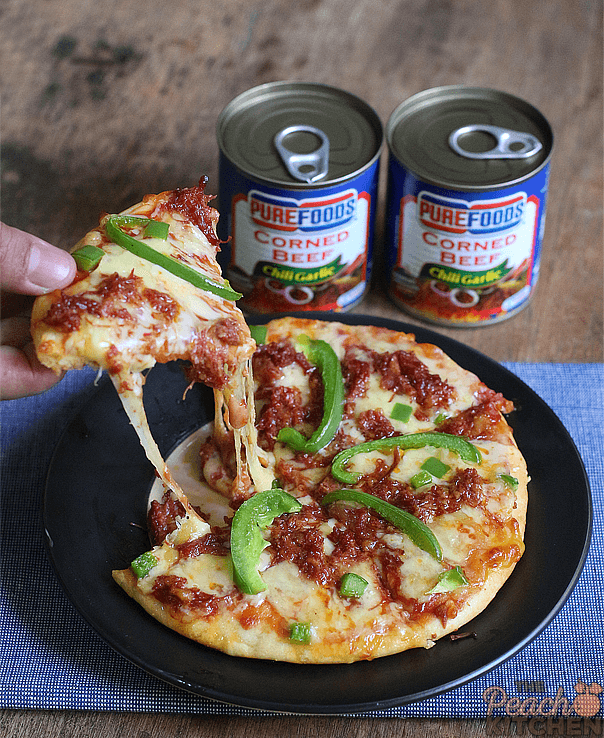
[338,572,368,598]
[330,432,482,485]
[499,473,519,490]
[230,487,302,595]
[249,324,268,345]
[105,215,242,301]
[410,470,433,489]
[130,551,158,579]
[421,456,451,478]
[321,488,442,561]
[276,336,344,453]
[390,402,413,423]
[427,566,469,594]
[289,621,313,644]
[72,244,105,272]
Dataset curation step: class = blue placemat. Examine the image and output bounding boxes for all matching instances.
[1,363,602,718]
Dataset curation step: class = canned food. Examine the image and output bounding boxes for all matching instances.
[385,86,553,326]
[217,82,383,314]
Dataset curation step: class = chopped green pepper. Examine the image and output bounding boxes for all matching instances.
[427,566,469,594]
[338,572,368,598]
[142,219,170,239]
[410,470,433,489]
[330,432,481,485]
[321,489,442,561]
[230,487,302,595]
[421,456,451,478]
[71,244,104,272]
[130,551,158,579]
[390,402,413,423]
[276,336,344,454]
[499,474,519,490]
[105,215,242,301]
[249,324,268,345]
[289,621,312,644]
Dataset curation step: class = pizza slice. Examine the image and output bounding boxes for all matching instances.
[112,318,528,663]
[31,178,273,512]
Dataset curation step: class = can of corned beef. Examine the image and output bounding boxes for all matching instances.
[216,82,383,314]
[385,86,553,327]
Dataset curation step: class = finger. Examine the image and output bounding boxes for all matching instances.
[0,343,63,400]
[0,222,76,294]
[0,317,33,349]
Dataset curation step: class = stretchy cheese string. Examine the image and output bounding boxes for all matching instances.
[110,370,208,527]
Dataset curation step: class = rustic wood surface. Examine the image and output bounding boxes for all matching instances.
[0,0,601,735]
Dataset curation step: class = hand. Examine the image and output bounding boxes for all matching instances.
[1,222,76,400]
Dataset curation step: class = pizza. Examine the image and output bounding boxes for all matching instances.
[31,181,527,664]
[31,178,272,514]
[110,316,528,664]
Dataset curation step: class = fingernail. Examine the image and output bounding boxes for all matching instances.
[28,241,75,290]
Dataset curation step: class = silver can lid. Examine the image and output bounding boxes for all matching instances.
[387,86,553,190]
[217,82,383,188]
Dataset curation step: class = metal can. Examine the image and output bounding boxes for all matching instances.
[216,82,383,314]
[385,86,553,326]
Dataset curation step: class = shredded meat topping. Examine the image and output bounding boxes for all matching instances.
[371,349,455,410]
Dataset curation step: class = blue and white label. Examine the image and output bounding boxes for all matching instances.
[249,190,357,233]
[418,191,526,235]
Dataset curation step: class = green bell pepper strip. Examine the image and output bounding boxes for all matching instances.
[105,215,242,301]
[276,337,345,453]
[72,244,105,272]
[427,566,469,594]
[338,572,368,598]
[130,551,158,579]
[230,487,302,595]
[330,432,482,485]
[321,488,442,561]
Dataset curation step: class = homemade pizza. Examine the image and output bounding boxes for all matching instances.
[32,183,528,664]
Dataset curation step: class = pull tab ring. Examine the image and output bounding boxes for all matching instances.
[274,125,330,183]
[449,124,543,160]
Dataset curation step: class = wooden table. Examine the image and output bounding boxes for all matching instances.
[1,0,601,735]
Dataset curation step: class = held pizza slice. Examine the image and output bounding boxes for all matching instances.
[112,318,528,664]
[32,178,273,510]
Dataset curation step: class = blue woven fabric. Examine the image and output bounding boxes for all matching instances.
[1,363,602,717]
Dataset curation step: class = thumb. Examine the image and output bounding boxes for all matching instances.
[0,222,76,295]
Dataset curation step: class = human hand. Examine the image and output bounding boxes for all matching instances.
[1,222,76,400]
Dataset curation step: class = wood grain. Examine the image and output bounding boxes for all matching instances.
[0,712,493,738]
[0,0,601,735]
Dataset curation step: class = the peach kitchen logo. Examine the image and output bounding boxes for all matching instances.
[483,679,603,735]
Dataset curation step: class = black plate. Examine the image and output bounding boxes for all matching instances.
[43,313,592,714]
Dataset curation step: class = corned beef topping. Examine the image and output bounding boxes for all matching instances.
[157,176,221,249]
[148,492,187,545]
[41,272,179,332]
[356,409,397,441]
[371,349,455,410]
[363,467,487,523]
[437,398,511,441]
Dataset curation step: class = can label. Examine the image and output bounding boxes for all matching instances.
[386,161,550,325]
[219,159,378,313]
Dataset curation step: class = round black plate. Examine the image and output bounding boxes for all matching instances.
[43,313,592,714]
